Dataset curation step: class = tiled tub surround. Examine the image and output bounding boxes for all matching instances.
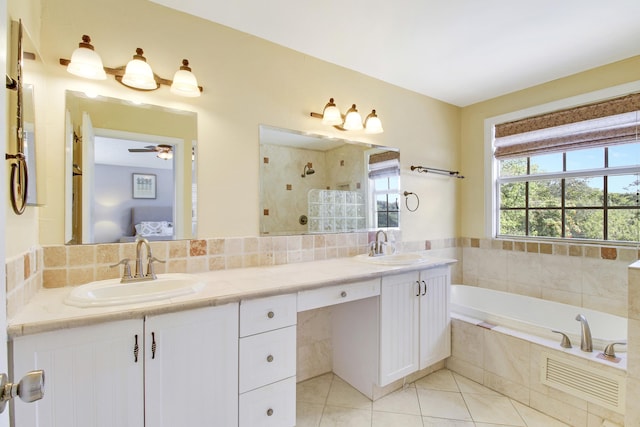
[462,237,639,317]
[447,317,626,427]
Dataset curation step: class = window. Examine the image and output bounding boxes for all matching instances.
[494,93,640,242]
[368,151,400,228]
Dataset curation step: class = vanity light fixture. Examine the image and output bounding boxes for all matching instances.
[121,48,157,90]
[310,98,383,133]
[66,35,107,80]
[60,35,203,97]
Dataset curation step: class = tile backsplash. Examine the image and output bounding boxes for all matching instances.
[8,234,637,320]
[6,247,43,319]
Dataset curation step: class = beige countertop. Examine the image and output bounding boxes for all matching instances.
[9,253,456,338]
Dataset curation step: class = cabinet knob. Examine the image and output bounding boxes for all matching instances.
[267,408,274,416]
[267,311,275,319]
[340,291,347,298]
[267,354,274,363]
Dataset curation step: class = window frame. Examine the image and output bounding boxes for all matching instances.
[484,81,640,241]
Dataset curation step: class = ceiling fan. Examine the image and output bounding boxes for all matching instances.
[128,144,173,160]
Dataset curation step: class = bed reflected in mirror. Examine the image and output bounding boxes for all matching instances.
[65,90,197,244]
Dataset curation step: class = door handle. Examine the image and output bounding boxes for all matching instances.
[0,370,45,413]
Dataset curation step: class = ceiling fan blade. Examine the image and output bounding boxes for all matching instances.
[128,148,155,152]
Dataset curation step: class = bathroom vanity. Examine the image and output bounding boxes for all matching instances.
[9,255,454,427]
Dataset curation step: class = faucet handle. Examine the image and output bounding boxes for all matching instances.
[147,256,166,279]
[110,258,132,279]
[603,342,627,358]
[551,330,572,349]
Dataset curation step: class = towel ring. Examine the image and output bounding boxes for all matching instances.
[403,191,419,212]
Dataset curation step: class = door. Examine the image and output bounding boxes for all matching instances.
[81,112,95,243]
[379,272,420,386]
[12,320,144,427]
[1,1,10,425]
[144,303,239,427]
[419,266,452,369]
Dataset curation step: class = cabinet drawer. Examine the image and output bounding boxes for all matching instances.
[239,376,296,427]
[298,278,380,311]
[239,325,296,393]
[240,293,297,337]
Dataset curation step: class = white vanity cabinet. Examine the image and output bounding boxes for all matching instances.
[12,303,239,427]
[379,265,451,386]
[239,293,297,427]
[12,319,144,427]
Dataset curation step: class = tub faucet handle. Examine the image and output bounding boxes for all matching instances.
[551,330,572,349]
[603,341,627,358]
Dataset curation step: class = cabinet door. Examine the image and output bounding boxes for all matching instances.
[12,319,144,427]
[144,303,239,427]
[379,272,420,386]
[419,266,451,369]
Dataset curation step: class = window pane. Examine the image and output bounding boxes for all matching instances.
[608,209,640,241]
[530,153,562,174]
[608,174,640,207]
[566,147,603,171]
[388,211,399,227]
[388,176,399,190]
[565,177,603,207]
[499,210,525,236]
[528,209,562,237]
[376,195,388,211]
[377,212,388,227]
[374,177,389,190]
[499,158,527,177]
[565,209,603,239]
[529,179,561,208]
[388,194,400,211]
[500,182,526,208]
[609,143,640,168]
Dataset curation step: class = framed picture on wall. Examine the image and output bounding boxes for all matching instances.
[132,173,157,199]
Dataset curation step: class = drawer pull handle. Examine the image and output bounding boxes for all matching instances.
[267,408,274,416]
[133,334,139,363]
[151,332,157,359]
[267,354,274,363]
[415,281,421,297]
[422,280,427,296]
[340,291,347,298]
[267,311,275,319]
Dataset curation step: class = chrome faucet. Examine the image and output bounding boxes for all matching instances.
[369,230,388,256]
[110,237,166,283]
[575,314,593,352]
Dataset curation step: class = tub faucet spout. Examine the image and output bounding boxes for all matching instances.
[575,314,593,352]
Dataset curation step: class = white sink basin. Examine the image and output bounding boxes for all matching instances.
[64,273,206,308]
[353,252,428,265]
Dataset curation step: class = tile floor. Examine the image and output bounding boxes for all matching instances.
[296,368,570,427]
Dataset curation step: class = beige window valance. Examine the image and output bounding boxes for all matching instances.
[494,93,640,159]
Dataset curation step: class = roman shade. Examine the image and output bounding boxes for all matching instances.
[494,93,640,159]
[368,151,400,178]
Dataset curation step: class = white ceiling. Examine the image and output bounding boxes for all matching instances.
[151,0,640,106]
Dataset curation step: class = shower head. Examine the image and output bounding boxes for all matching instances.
[301,162,315,177]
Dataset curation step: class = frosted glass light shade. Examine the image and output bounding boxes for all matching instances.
[157,151,173,160]
[343,104,363,131]
[121,49,157,90]
[322,98,342,125]
[364,110,383,134]
[67,36,106,80]
[170,60,201,97]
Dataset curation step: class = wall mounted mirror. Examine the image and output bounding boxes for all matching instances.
[260,125,400,235]
[65,90,197,244]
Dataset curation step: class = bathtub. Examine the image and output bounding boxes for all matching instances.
[450,285,627,351]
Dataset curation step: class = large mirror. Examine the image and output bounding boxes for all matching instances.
[260,125,400,235]
[65,90,197,244]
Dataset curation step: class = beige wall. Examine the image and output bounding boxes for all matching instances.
[460,56,640,238]
[6,0,461,256]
